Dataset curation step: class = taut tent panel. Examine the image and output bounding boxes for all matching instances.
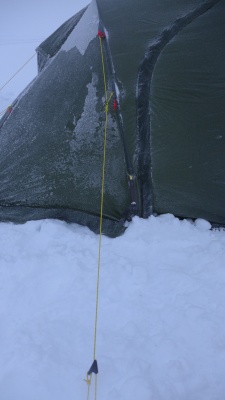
[0,0,224,236]
[150,0,225,223]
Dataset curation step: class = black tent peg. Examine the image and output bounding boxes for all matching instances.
[87,359,98,375]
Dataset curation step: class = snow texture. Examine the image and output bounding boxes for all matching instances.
[70,72,99,150]
[61,0,99,55]
[0,214,225,400]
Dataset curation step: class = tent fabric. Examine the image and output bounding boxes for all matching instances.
[150,0,225,223]
[0,0,224,236]
[36,7,88,72]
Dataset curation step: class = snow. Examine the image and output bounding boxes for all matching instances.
[0,214,225,399]
[1,1,225,399]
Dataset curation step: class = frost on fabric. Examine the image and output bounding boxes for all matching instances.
[67,69,124,204]
[70,72,99,151]
[61,0,99,56]
[114,82,121,99]
[67,71,102,192]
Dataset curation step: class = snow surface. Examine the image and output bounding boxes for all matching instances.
[0,214,225,400]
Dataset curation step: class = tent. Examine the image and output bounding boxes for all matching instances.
[0,0,224,237]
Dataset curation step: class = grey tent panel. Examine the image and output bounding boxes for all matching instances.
[0,0,224,236]
[36,7,88,72]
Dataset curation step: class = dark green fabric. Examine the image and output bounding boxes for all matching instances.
[150,0,225,223]
[0,14,130,236]
[97,0,223,221]
[97,0,214,172]
[0,0,224,235]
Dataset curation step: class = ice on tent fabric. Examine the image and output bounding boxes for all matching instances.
[61,0,99,55]
[0,0,224,236]
[36,7,88,72]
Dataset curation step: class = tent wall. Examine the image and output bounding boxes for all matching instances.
[150,0,225,223]
[0,0,224,236]
[97,0,224,222]
[36,7,88,72]
[0,1,131,236]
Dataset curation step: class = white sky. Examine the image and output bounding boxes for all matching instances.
[0,0,90,112]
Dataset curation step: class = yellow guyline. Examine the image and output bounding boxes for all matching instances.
[85,35,113,400]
